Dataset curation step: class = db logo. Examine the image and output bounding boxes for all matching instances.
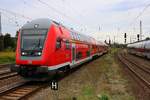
[66,54,70,58]
[28,61,32,64]
[51,80,58,90]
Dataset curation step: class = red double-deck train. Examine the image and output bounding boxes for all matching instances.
[11,18,108,79]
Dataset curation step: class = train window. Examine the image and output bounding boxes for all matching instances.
[80,35,82,41]
[79,34,81,41]
[78,34,81,41]
[56,38,61,49]
[74,33,77,40]
[76,33,79,40]
[21,29,47,51]
[70,32,74,39]
[71,32,76,40]
[76,52,82,59]
[77,34,80,40]
[86,51,90,57]
[65,40,70,49]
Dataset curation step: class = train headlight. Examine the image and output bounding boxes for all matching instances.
[22,52,25,55]
[21,52,27,56]
[38,52,42,56]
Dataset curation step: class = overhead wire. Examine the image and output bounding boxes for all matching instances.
[21,0,92,35]
[36,0,79,23]
[1,0,93,37]
[22,0,57,20]
[0,8,32,20]
[127,3,150,30]
[129,3,150,26]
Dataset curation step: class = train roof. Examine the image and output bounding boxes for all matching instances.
[21,18,105,45]
[127,40,150,48]
[22,18,52,29]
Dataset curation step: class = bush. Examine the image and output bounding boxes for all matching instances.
[0,33,17,51]
[98,94,109,100]
[0,52,15,64]
[0,35,4,51]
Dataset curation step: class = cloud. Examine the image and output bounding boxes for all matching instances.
[111,0,146,11]
[0,0,150,43]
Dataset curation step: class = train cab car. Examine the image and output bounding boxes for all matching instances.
[12,18,71,78]
[145,40,150,59]
[127,40,150,59]
[11,18,108,79]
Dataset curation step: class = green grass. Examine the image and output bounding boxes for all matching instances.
[27,48,135,100]
[77,48,135,100]
[97,93,109,100]
[0,52,15,64]
[81,86,110,100]
[82,85,94,97]
[97,48,135,100]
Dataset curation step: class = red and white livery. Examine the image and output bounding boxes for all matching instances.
[12,18,108,78]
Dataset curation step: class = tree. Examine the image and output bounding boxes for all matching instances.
[145,37,150,40]
[4,33,15,49]
[0,35,4,51]
[4,33,11,49]
[15,30,19,38]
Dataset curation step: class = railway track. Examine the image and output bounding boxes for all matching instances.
[123,54,150,75]
[127,54,150,71]
[0,81,44,100]
[118,52,150,89]
[0,63,14,69]
[0,64,18,80]
[0,64,44,100]
[0,71,18,80]
[0,54,108,100]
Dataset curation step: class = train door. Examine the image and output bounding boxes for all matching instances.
[72,43,76,65]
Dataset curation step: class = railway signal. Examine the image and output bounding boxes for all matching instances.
[124,33,127,38]
[124,33,127,44]
[137,34,140,41]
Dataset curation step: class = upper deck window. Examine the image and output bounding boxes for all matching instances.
[56,38,61,49]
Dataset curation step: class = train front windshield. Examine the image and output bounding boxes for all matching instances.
[21,29,47,51]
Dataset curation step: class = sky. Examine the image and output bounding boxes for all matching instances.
[0,0,150,43]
